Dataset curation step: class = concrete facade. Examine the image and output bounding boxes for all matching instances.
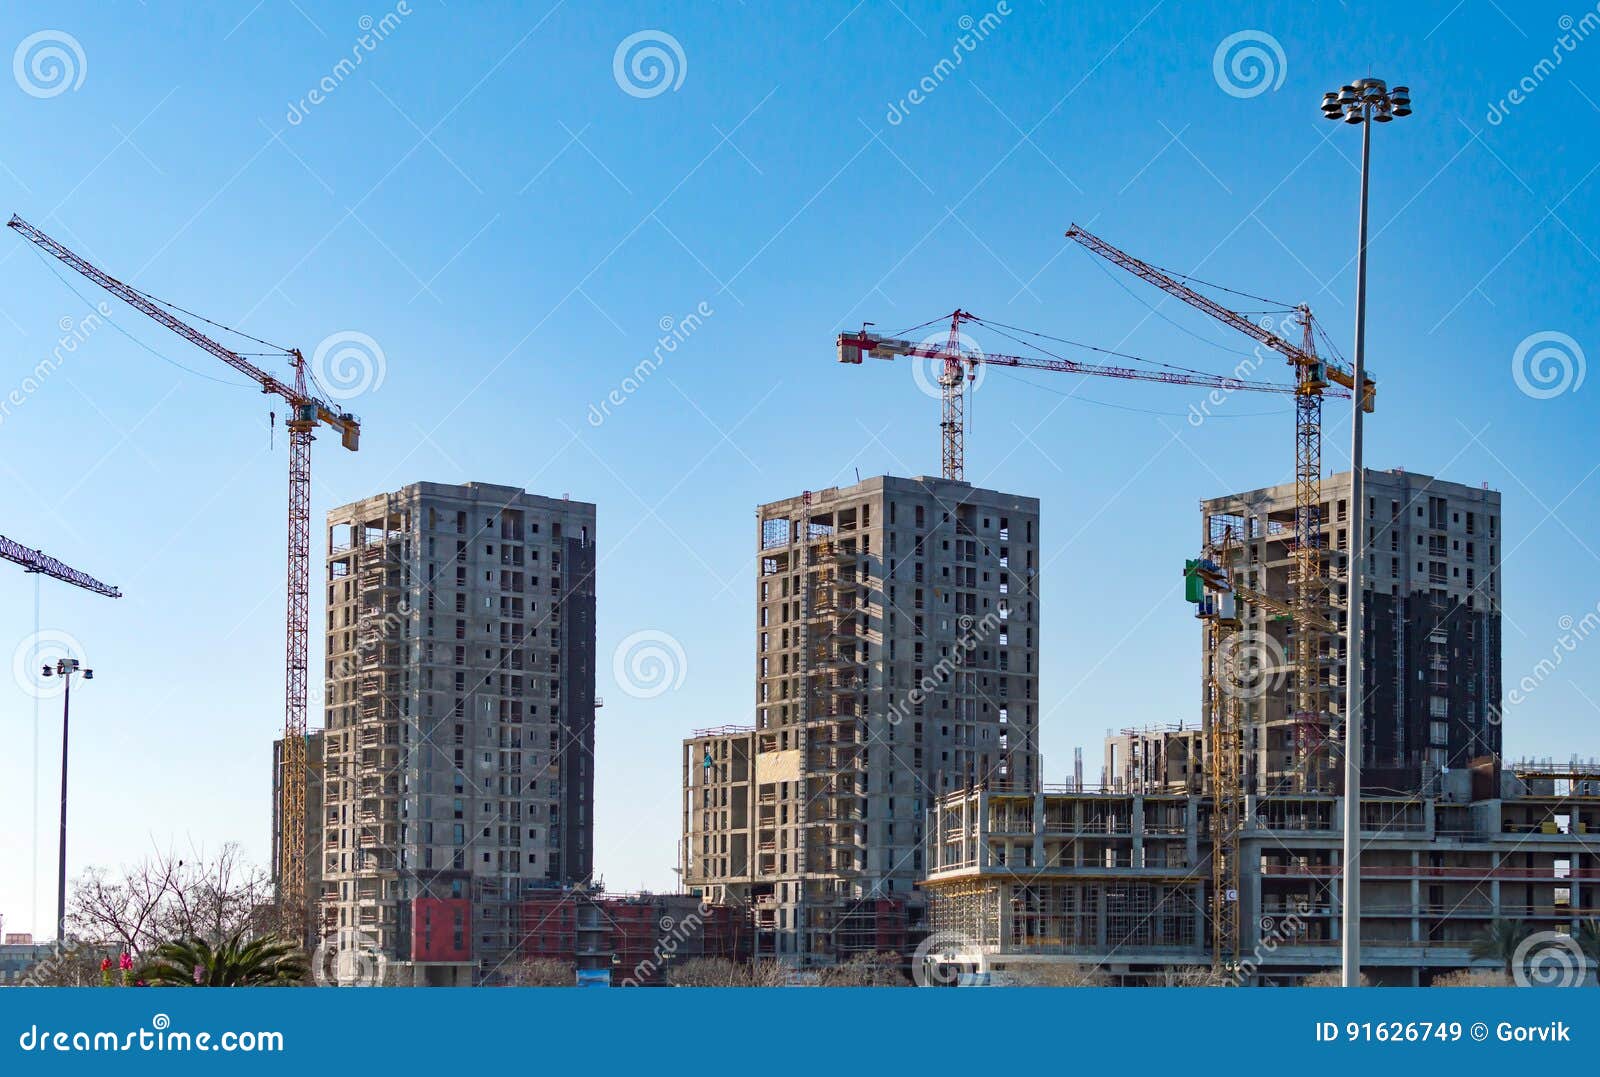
[319,481,597,984]
[924,764,1598,985]
[1200,468,1502,795]
[683,474,1040,964]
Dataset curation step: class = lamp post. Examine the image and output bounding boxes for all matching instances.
[41,657,93,945]
[1320,77,1411,987]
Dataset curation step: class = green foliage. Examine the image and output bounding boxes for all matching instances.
[1467,919,1533,980]
[138,932,307,987]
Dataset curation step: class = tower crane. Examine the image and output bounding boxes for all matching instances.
[1065,223,1376,795]
[838,225,1377,970]
[2,533,120,597]
[9,215,361,946]
[837,306,1318,473]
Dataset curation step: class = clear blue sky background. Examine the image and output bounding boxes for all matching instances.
[1,0,1596,938]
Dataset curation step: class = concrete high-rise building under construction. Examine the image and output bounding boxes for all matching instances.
[1197,468,1501,796]
[319,481,596,985]
[682,474,1040,964]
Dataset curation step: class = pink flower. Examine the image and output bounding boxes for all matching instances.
[100,958,111,972]
[119,953,132,971]
[193,964,203,985]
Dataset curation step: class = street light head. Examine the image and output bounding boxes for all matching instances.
[1372,107,1393,123]
[41,665,52,678]
[1339,85,1358,106]
[1343,109,1363,124]
[82,669,93,680]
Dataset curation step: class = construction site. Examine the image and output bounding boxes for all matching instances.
[5,70,1588,988]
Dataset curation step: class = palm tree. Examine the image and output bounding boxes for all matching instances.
[139,932,306,987]
[1469,920,1532,982]
[1574,919,1600,985]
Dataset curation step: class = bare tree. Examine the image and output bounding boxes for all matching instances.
[819,952,909,987]
[19,942,114,986]
[1300,969,1372,987]
[1431,968,1511,987]
[499,958,575,986]
[67,844,274,956]
[1154,965,1231,986]
[997,963,1110,987]
[668,957,792,987]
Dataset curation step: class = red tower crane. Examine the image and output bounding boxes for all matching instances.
[9,215,360,945]
[838,224,1378,968]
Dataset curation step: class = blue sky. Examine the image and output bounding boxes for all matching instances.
[0,0,1596,936]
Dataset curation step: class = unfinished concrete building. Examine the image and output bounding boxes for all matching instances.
[682,474,1040,964]
[1103,723,1202,794]
[924,760,1600,985]
[319,481,597,985]
[1200,468,1501,796]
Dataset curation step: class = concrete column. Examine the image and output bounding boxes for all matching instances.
[977,794,990,870]
[1132,794,1145,869]
[1410,850,1420,942]
[1033,791,1045,869]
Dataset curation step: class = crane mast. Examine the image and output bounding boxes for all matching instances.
[8,215,360,947]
